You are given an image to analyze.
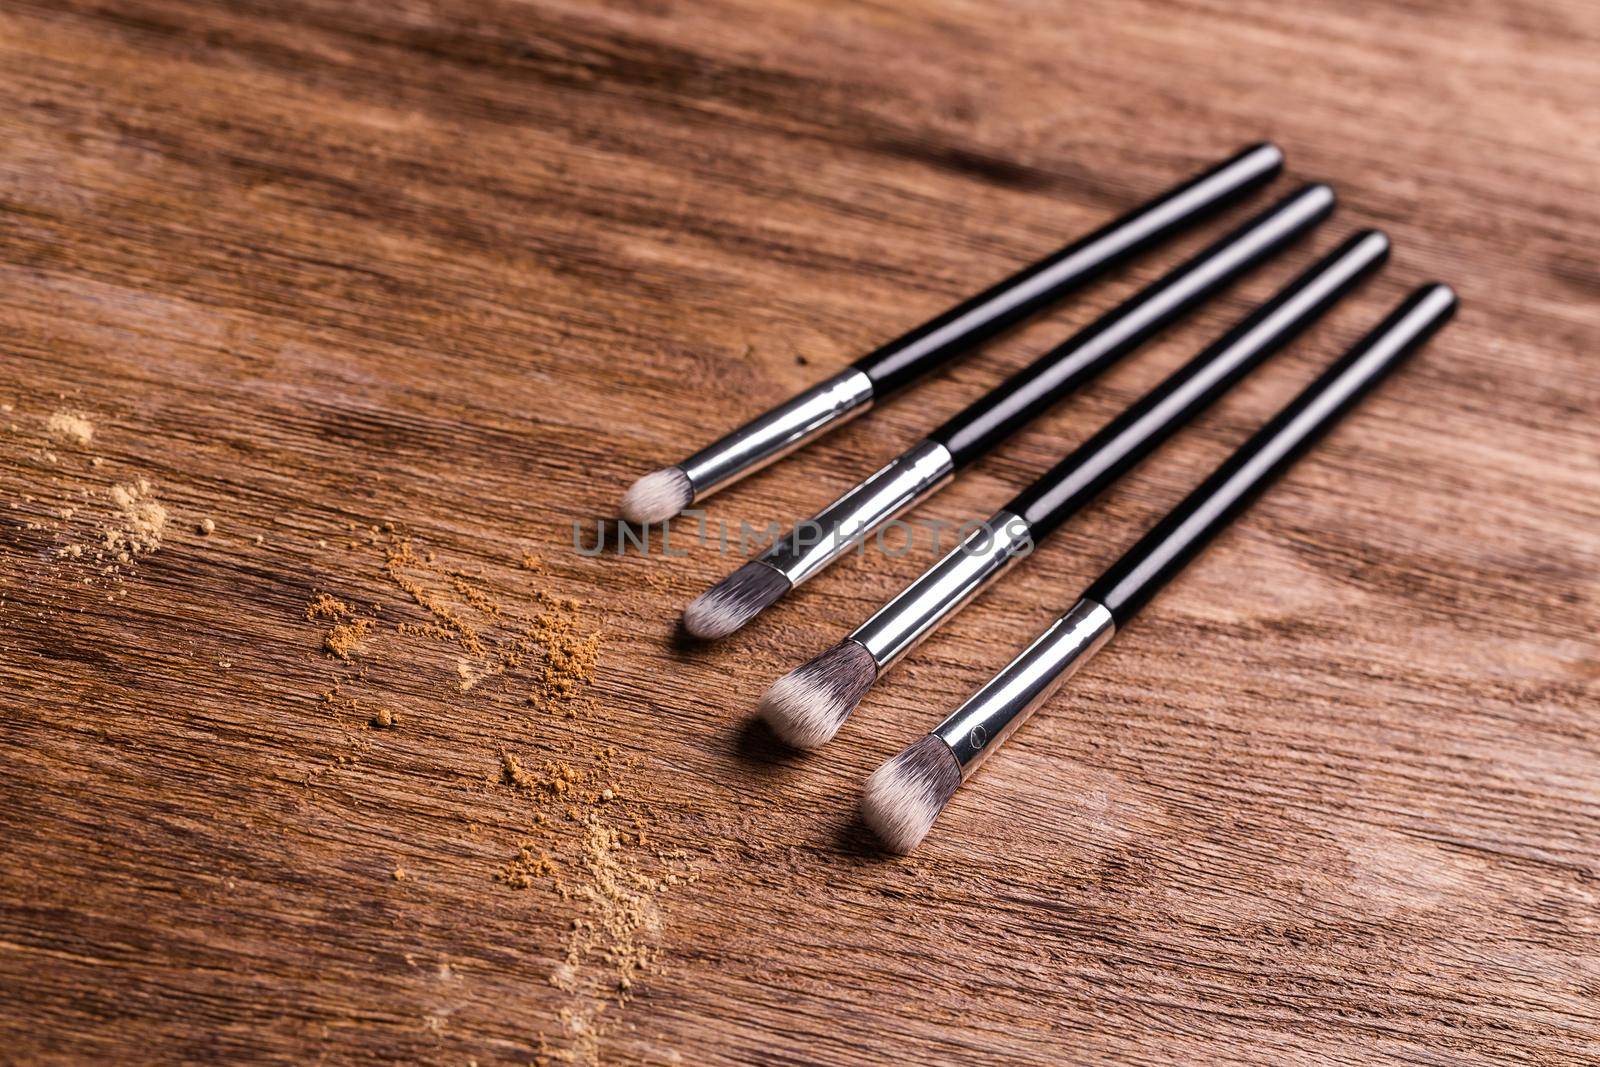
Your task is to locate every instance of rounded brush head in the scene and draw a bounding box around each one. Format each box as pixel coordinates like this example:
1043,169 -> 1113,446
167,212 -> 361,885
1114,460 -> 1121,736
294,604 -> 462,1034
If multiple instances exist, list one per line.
758,639 -> 878,749
682,560 -> 790,640
860,734 -> 962,854
620,466 -> 693,524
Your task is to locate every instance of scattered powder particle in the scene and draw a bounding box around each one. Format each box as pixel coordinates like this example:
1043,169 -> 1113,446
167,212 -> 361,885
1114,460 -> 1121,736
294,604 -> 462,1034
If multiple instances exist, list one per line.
306,593 -> 351,621
253,534 -> 264,546
103,478 -> 167,556
45,411 -> 93,447
501,752 -> 590,802
498,842 -> 559,889
501,751 -> 537,790
456,657 -> 496,692
198,517 -> 215,535
448,572 -> 504,618
543,1006 -> 606,1067
393,866 -> 408,881
308,593 -> 373,660
561,814 -> 669,998
324,616 -> 372,660
382,537 -> 485,655
294,529 -> 687,1063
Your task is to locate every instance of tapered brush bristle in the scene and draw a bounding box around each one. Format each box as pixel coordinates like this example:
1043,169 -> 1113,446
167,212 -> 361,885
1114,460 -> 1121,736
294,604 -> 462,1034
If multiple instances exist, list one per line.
860,734 -> 962,854
620,466 -> 693,524
758,639 -> 878,749
682,561 -> 790,640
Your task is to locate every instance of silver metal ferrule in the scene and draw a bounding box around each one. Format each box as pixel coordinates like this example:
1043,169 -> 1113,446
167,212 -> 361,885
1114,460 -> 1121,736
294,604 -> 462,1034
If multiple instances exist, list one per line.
933,598 -> 1115,778
678,367 -> 875,501
757,439 -> 955,588
853,508 -> 1035,670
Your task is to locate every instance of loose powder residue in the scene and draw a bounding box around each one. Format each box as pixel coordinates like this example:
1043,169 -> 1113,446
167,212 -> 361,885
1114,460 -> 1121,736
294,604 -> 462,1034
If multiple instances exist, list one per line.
561,812 -> 672,995
324,616 -> 372,660
6,403 -> 195,594
511,750 -> 695,1067
372,530 -> 601,715
456,657 -> 497,693
306,592 -> 373,660
306,593 -> 351,621
104,478 -> 167,557
300,529 -> 693,1065
46,410 -> 94,447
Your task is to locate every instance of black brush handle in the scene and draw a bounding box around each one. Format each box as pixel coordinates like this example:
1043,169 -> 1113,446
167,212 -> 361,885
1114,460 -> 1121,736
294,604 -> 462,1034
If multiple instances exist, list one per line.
932,183 -> 1334,468
853,143 -> 1284,394
1012,230 -> 1390,541
1085,283 -> 1458,625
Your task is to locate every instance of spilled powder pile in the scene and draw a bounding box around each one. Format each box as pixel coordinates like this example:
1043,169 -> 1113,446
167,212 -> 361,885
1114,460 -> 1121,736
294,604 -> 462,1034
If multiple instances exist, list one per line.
46,410 -> 94,447
7,402 -> 186,592
103,478 -> 168,559
527,599 -> 602,715
300,528 -> 691,1065
559,813 -> 671,995
306,592 -> 349,619
513,754 -> 693,1067
497,741 -> 694,1063
324,617 -> 372,660
374,530 -> 601,713
307,592 -> 373,660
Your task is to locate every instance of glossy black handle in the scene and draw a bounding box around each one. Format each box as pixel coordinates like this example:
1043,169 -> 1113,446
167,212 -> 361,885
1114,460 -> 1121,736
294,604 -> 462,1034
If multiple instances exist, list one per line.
852,143 -> 1285,394
931,183 -> 1335,467
1085,283 -> 1458,625
1012,230 -> 1390,540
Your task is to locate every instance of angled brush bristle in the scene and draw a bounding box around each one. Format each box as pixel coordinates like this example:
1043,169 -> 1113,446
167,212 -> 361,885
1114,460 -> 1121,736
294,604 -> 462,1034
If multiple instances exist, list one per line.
759,639 -> 878,749
860,734 -> 961,854
620,466 -> 693,524
682,561 -> 790,640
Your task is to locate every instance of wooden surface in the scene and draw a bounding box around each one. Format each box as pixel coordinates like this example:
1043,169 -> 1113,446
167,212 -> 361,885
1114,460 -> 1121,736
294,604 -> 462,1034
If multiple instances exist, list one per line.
2,0 -> 1597,1063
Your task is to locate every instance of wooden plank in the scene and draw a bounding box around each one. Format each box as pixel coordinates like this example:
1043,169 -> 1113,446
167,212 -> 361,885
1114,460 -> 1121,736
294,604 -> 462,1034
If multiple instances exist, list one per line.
0,0 -> 1595,1063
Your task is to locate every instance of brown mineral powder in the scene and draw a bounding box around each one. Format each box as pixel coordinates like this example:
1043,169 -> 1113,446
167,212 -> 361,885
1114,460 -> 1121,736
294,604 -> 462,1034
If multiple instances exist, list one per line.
46,410 -> 94,447
324,616 -> 372,660
104,478 -> 167,555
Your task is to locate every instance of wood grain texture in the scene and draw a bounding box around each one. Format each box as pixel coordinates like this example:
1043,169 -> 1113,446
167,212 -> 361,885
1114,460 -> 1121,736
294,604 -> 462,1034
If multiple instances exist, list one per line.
1,0 -> 1597,1063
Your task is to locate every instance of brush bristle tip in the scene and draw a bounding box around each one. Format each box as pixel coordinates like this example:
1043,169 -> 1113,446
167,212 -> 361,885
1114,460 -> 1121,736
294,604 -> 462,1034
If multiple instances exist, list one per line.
860,735 -> 961,854
682,561 -> 790,640
620,467 -> 693,525
758,640 -> 877,749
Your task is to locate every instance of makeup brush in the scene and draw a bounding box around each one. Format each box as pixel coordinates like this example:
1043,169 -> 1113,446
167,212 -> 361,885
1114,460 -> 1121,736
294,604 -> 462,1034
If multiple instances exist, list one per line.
760,230 -> 1390,748
683,183 -> 1335,639
861,283 -> 1458,853
618,143 -> 1284,524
